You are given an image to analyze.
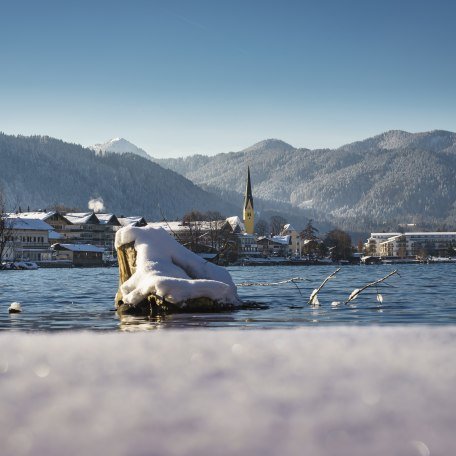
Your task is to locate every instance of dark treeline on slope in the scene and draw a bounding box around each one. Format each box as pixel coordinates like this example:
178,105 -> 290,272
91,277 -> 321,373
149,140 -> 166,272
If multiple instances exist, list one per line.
155,131 -> 456,231
0,133 -> 239,220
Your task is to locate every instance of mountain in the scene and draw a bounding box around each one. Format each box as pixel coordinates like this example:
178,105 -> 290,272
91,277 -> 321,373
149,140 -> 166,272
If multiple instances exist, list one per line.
90,138 -> 151,159
0,133 -> 238,220
154,130 -> 456,230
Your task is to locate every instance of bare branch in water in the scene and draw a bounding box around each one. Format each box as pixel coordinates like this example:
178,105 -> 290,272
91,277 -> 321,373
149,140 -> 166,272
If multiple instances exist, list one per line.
308,268 -> 341,306
237,277 -> 310,287
344,270 -> 398,305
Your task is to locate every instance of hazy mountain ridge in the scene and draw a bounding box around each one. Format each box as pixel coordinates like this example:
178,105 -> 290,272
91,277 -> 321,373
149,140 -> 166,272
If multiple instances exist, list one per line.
154,130 -> 456,229
0,133 -> 238,219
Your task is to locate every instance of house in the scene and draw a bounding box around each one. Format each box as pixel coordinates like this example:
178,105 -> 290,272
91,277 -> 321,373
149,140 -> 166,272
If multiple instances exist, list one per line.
52,243 -> 104,267
2,217 -> 53,262
280,224 -> 302,256
257,235 -> 291,257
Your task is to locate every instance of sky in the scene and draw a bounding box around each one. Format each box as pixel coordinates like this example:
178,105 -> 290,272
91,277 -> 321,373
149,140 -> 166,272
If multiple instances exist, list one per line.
0,0 -> 455,157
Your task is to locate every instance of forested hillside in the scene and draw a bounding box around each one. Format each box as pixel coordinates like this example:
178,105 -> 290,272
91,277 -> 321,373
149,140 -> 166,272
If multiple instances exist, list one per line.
0,133 -> 238,220
155,131 -> 456,230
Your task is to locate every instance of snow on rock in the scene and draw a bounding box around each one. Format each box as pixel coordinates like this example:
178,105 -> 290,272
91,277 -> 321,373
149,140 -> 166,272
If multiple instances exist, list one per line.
115,225 -> 240,306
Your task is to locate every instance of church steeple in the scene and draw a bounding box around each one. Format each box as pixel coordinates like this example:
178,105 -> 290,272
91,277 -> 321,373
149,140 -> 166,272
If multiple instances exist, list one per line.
243,166 -> 254,234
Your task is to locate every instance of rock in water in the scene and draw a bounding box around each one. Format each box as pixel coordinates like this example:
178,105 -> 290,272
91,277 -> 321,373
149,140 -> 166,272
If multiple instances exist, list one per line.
8,302 -> 22,313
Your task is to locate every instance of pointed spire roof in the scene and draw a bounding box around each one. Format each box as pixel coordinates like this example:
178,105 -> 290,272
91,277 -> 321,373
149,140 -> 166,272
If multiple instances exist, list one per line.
243,166 -> 254,210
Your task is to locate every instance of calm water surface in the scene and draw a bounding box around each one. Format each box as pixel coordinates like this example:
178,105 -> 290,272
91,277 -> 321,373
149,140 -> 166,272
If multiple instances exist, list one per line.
1,264 -> 455,331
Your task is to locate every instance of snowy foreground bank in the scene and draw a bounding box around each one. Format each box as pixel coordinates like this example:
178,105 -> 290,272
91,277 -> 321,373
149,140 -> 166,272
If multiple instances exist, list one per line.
1,327 -> 455,456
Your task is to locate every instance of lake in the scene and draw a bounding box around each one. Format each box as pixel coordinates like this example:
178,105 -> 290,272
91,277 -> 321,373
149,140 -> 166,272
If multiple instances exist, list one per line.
1,264 -> 455,331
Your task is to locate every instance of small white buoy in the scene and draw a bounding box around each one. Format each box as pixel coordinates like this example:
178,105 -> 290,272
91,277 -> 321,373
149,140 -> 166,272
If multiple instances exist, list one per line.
8,302 -> 22,313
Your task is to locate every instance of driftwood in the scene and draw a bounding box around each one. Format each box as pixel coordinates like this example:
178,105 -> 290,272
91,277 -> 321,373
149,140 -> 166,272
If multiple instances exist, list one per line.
308,268 -> 341,306
115,242 -> 236,316
344,270 -> 398,305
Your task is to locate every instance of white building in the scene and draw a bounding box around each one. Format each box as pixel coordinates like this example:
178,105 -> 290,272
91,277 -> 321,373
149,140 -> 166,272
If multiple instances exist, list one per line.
364,233 -> 401,256
379,232 -> 456,258
3,217 -> 54,262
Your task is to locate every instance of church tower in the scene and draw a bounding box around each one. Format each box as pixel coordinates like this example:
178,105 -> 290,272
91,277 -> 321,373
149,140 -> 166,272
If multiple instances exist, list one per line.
243,166 -> 254,234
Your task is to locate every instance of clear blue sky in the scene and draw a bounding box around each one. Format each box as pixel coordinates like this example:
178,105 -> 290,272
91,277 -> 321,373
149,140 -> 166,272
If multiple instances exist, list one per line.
1,0 -> 455,157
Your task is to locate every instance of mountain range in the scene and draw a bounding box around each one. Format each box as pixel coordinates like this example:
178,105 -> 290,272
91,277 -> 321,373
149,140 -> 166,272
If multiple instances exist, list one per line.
0,133 -> 237,220
153,130 -> 456,230
1,130 -> 455,233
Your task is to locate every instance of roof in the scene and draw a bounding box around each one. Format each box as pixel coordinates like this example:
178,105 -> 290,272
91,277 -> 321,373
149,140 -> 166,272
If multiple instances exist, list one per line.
257,235 -> 291,245
226,216 -> 245,233
95,213 -> 120,226
48,231 -> 63,240
53,243 -> 104,253
243,166 -> 254,210
7,211 -> 57,221
118,216 -> 147,227
5,217 -> 54,231
282,224 -> 296,232
64,213 -> 99,225
272,235 -> 291,245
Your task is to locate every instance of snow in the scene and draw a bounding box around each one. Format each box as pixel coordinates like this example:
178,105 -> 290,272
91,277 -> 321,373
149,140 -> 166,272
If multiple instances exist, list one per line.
53,244 -> 104,253
0,327 -> 455,456
115,225 -> 240,306
7,211 -> 56,221
5,217 -> 53,231
226,216 -> 245,232
90,138 -> 151,159
95,214 -> 118,225
64,213 -> 98,225
118,216 -> 146,227
271,235 -> 291,245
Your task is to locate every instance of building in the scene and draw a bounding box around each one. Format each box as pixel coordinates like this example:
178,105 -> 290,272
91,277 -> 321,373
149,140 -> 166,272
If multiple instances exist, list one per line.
364,233 -> 401,256
257,235 -> 291,257
52,243 -> 104,267
2,217 -> 53,262
280,224 -> 302,256
378,232 -> 456,258
243,166 -> 254,235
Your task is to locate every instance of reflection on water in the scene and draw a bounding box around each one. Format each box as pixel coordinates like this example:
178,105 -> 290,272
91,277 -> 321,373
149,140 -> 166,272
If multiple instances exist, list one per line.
0,264 -> 456,331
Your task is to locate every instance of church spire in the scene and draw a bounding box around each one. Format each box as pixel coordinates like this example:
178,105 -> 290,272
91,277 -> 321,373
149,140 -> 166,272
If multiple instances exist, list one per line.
243,166 -> 254,234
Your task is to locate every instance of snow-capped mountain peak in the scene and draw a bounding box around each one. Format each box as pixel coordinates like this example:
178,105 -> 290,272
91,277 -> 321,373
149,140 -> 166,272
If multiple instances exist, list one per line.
90,138 -> 151,159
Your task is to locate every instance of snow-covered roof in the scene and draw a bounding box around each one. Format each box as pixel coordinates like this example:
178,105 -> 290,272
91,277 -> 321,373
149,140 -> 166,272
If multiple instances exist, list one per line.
118,216 -> 147,227
7,211 -> 57,221
282,224 -> 296,232
257,235 -> 291,245
148,221 -> 189,232
5,217 -> 53,231
272,235 -> 291,245
53,243 -> 104,253
64,213 -> 99,225
96,214 -> 120,225
226,216 -> 245,233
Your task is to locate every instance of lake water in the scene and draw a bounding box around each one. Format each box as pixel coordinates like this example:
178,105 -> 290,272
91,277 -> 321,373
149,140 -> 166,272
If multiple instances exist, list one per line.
1,264 -> 455,331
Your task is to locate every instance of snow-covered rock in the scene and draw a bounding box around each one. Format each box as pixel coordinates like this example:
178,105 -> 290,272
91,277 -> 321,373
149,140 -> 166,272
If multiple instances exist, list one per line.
115,225 -> 240,308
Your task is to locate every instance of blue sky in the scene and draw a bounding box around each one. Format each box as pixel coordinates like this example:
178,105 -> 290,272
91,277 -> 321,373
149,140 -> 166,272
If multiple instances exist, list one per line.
1,0 -> 455,157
